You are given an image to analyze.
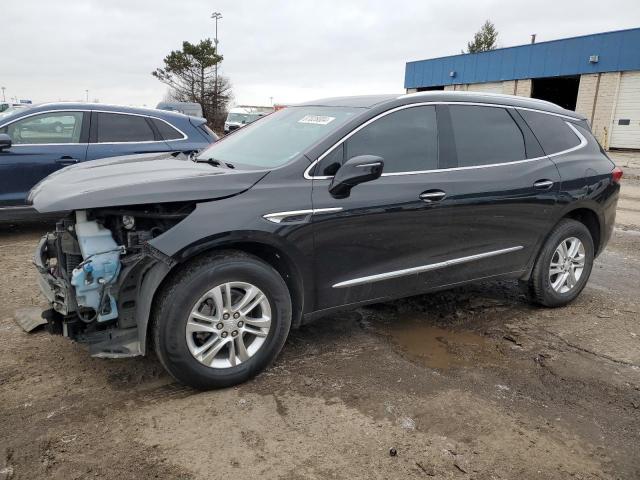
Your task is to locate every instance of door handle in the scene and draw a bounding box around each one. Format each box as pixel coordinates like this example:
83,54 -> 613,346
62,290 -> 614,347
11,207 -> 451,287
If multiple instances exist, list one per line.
56,156 -> 79,165
419,190 -> 447,202
533,179 -> 554,190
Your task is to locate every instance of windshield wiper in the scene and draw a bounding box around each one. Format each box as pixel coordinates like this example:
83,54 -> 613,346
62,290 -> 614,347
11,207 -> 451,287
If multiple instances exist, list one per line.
196,157 -> 236,169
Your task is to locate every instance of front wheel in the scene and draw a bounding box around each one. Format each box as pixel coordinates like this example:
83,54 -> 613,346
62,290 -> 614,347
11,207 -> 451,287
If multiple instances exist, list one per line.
527,219 -> 595,307
153,251 -> 292,389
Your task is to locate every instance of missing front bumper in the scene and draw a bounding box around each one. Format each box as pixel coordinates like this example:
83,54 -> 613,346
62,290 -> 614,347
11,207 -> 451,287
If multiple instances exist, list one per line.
32,233 -> 144,358
33,234 -> 76,316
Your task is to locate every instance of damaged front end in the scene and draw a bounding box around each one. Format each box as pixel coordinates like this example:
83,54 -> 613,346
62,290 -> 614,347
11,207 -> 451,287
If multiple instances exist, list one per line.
33,203 -> 192,357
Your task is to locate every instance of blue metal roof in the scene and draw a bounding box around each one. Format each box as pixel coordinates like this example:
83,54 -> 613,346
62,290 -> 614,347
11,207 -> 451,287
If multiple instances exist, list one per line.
405,28 -> 640,89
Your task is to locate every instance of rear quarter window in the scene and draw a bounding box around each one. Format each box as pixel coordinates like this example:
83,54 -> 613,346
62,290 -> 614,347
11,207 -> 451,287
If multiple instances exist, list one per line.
518,110 -> 581,155
152,118 -> 184,140
198,123 -> 218,141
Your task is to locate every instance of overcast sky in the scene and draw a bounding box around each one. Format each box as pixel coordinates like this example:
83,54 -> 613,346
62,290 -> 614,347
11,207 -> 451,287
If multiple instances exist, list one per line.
2,0 -> 639,107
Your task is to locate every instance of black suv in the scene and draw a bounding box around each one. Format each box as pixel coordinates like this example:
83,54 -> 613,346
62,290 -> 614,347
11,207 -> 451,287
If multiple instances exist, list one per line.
30,92 -> 622,389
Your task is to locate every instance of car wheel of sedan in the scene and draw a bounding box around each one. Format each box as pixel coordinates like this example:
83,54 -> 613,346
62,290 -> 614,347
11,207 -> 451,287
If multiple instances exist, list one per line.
528,219 -> 594,307
153,251 -> 292,390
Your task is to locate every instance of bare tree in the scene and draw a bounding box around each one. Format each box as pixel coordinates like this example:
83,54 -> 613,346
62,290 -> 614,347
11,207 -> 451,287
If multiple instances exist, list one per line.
152,39 -> 232,130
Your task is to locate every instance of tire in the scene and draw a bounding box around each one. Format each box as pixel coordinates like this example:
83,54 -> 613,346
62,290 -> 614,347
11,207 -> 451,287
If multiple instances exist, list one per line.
527,219 -> 594,307
153,250 -> 292,390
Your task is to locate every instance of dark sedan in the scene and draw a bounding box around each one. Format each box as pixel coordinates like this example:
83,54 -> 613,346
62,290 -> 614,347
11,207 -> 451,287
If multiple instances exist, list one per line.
0,103 -> 216,220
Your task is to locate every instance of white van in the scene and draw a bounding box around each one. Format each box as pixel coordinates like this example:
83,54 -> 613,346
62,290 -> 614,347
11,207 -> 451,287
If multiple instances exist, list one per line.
224,106 -> 273,133
156,101 -> 204,118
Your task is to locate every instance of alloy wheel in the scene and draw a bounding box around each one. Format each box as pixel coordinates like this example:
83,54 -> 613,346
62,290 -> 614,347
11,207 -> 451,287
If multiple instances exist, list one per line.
186,282 -> 271,368
549,236 -> 586,294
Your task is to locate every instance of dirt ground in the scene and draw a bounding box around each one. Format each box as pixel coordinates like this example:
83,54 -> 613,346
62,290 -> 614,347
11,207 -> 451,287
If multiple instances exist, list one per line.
1,171 -> 639,479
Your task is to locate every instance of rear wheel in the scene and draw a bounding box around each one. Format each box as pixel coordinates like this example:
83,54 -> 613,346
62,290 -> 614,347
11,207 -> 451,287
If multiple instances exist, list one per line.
527,219 -> 594,307
153,251 -> 292,389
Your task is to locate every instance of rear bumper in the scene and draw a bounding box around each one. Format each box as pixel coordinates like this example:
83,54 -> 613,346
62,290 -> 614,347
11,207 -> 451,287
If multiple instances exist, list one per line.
596,201 -> 618,257
598,194 -> 618,256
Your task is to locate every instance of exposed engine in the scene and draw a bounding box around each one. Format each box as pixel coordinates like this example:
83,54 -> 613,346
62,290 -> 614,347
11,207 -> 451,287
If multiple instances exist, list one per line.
34,202 -> 194,354
71,210 -> 123,322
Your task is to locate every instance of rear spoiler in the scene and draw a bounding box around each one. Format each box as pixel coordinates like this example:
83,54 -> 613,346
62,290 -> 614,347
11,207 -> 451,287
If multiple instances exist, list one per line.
188,116 -> 208,126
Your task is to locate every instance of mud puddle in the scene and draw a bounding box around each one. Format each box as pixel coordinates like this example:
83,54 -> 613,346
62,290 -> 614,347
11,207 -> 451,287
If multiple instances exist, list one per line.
370,313 -> 503,369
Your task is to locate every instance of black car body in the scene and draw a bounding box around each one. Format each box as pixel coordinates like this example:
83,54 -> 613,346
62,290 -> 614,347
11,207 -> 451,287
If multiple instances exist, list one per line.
29,92 -> 621,389
0,103 -> 216,221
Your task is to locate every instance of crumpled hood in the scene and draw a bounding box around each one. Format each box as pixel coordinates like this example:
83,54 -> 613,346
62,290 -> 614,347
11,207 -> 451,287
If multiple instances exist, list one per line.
28,152 -> 269,212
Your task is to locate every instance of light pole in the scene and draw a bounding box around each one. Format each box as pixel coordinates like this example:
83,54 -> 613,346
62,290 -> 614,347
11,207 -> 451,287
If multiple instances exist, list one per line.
211,11 -> 222,48
1,87 -> 5,102
85,90 -> 89,102
211,11 -> 222,120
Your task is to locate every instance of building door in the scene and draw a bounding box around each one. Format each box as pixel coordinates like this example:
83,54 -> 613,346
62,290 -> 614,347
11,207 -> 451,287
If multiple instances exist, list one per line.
610,72 -> 640,150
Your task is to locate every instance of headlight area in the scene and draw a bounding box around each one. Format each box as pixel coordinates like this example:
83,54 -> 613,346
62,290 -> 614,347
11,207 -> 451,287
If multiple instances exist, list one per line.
35,202 -> 195,357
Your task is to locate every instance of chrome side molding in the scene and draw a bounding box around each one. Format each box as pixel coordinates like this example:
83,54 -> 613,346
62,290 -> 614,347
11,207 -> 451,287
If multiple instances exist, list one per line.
263,207 -> 343,224
332,246 -> 523,288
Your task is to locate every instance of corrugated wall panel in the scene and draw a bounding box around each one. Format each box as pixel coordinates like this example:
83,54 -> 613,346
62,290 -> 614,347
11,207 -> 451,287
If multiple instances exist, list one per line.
499,48 -> 516,80
405,28 -> 640,89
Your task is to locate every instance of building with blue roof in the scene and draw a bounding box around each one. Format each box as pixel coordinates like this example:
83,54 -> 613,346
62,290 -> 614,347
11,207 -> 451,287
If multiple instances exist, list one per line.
404,28 -> 640,150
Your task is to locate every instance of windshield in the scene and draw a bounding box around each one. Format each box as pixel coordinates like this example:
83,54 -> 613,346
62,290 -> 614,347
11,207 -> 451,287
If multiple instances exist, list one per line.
0,107 -> 28,119
199,106 -> 363,168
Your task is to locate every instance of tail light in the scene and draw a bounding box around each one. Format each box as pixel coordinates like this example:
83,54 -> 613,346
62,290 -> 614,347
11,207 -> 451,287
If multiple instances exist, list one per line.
612,167 -> 623,184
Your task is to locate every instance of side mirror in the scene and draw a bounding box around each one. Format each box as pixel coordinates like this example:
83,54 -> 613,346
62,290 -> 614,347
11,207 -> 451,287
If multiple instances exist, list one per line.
0,134 -> 11,151
329,155 -> 384,199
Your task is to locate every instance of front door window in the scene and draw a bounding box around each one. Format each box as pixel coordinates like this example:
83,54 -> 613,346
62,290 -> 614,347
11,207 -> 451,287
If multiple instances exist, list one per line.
1,112 -> 83,145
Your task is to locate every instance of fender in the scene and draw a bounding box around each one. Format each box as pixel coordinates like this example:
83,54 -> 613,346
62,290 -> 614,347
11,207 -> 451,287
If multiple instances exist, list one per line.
135,260 -> 173,353
520,197 -> 609,282
135,230 -> 313,353
146,180 -> 316,317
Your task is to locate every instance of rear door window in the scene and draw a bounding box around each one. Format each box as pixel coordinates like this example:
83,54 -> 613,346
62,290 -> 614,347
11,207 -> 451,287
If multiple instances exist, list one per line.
447,105 -> 526,167
96,113 -> 155,143
518,110 -> 581,155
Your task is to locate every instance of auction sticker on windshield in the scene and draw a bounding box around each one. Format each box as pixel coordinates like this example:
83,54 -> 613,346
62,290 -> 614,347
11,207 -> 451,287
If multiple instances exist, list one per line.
298,115 -> 335,125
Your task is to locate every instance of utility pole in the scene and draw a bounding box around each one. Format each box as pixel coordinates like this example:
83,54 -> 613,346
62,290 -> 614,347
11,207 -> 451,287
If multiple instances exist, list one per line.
1,87 -> 5,102
211,11 -> 223,122
85,89 -> 89,102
